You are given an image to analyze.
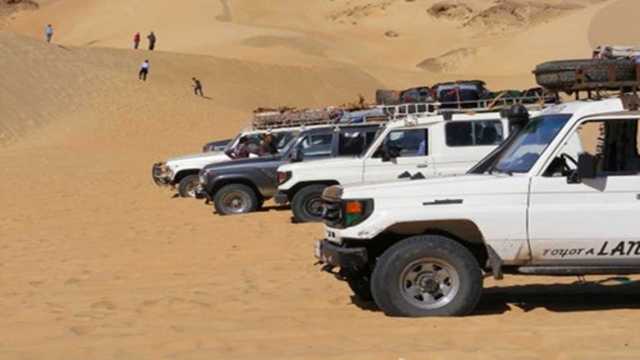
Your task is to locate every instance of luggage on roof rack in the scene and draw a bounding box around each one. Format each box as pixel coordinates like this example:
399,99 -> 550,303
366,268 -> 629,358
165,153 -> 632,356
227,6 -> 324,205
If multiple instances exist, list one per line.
533,58 -> 639,94
251,105 -> 388,130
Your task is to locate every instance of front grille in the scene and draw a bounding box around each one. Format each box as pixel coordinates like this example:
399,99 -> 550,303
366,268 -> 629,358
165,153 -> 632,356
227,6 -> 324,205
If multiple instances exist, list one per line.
322,198 -> 343,227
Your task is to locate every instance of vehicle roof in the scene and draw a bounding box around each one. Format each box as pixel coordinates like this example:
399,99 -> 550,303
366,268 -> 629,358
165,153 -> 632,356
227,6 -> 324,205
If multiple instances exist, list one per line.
384,110 -> 509,129
538,97 -> 624,119
298,123 -> 381,135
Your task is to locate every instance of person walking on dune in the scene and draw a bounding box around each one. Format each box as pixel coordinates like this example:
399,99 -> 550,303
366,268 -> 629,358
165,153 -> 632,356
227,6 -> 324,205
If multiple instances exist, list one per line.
192,77 -> 204,97
133,32 -> 141,49
45,24 -> 54,43
147,31 -> 156,51
139,60 -> 150,81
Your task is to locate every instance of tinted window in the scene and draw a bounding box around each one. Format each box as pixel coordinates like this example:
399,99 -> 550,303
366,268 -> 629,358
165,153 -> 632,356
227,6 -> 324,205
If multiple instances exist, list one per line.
338,129 -> 378,156
446,120 -> 504,147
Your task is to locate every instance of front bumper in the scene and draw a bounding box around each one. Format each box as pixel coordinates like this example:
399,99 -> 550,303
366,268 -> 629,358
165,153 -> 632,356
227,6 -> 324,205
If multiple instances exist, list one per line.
274,191 -> 289,205
315,239 -> 368,272
152,163 -> 172,186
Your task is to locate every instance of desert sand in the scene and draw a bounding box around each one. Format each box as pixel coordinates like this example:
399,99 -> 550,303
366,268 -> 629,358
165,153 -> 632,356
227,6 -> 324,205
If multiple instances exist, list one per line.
1,0 -> 640,359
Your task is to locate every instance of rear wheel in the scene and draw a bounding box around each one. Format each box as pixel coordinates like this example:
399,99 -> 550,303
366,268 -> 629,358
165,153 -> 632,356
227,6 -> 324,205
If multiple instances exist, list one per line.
371,235 -> 483,317
213,184 -> 259,215
177,175 -> 200,198
291,184 -> 328,223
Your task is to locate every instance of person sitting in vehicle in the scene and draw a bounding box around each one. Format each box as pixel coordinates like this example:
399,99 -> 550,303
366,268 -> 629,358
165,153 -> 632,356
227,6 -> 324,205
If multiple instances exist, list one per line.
232,137 -> 251,158
259,133 -> 279,155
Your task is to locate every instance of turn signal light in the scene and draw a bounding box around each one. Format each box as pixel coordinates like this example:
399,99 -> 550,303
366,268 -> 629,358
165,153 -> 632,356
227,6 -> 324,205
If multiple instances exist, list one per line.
345,201 -> 364,214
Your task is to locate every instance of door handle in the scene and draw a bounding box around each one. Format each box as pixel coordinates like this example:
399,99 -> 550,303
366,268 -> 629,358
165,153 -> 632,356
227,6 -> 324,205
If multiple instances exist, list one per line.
417,164 -> 429,169
637,194 -> 640,200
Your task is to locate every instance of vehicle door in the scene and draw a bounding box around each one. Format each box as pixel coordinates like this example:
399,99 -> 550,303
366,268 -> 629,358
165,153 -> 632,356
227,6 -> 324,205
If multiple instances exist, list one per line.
529,116 -> 640,265
363,127 -> 435,183
433,118 -> 506,176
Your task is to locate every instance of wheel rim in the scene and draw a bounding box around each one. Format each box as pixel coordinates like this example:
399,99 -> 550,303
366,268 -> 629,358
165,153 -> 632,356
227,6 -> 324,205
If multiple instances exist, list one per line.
221,191 -> 251,214
398,257 -> 460,310
185,179 -> 199,197
304,195 -> 324,219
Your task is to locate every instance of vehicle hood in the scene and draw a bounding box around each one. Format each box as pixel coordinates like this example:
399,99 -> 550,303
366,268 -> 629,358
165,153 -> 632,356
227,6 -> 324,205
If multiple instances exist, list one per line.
202,155 -> 282,172
342,174 -> 527,200
167,150 -> 225,163
165,151 -> 231,171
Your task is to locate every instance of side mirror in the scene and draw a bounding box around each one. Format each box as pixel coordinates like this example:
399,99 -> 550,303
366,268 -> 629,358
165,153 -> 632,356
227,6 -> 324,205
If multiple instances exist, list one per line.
577,153 -> 598,179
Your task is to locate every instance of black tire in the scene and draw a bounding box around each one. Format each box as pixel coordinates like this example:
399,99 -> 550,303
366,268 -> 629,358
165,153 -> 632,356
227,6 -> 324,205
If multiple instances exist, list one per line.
177,175 -> 200,198
291,184 -> 328,223
534,58 -> 636,92
371,235 -> 483,317
343,272 -> 373,302
375,89 -> 400,105
213,183 -> 259,215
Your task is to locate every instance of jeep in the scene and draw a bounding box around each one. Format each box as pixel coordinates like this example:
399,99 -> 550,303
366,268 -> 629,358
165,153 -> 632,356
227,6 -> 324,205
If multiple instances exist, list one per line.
315,96 -> 640,317
198,124 -> 381,215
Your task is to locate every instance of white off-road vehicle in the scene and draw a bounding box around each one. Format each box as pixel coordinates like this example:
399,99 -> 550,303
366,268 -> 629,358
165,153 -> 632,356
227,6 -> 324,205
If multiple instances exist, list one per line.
315,95 -> 640,317
276,110 -> 531,222
152,127 -> 298,197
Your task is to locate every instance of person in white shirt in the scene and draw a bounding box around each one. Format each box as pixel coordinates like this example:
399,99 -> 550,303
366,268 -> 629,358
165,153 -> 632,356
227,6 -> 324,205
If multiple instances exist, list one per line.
139,60 -> 150,81
45,24 -> 53,43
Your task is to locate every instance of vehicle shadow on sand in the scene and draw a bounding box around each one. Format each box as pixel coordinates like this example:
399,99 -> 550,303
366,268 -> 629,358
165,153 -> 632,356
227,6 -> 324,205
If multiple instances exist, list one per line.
351,278 -> 640,315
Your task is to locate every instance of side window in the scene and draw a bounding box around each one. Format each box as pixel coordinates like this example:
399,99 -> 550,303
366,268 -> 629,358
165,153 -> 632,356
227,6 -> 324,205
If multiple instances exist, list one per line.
446,120 -> 504,147
545,119 -> 640,177
273,132 -> 295,150
374,129 -> 429,158
300,133 -> 333,157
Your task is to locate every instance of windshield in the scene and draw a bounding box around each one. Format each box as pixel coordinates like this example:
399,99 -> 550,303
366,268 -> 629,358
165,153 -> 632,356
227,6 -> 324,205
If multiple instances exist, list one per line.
491,114 -> 572,174
225,133 -> 242,152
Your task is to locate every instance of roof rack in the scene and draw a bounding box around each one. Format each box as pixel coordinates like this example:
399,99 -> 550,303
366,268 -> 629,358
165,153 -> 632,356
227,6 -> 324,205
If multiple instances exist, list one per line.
251,105 -> 389,130
382,93 -> 558,120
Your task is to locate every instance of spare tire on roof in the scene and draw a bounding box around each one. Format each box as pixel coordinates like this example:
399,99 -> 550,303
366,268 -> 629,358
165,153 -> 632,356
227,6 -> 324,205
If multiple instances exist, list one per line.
533,59 -> 637,93
375,89 -> 401,105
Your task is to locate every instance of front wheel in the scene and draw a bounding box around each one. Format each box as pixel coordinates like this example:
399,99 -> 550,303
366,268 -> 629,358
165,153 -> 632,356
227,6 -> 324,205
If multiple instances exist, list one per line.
291,184 -> 328,223
371,235 -> 483,317
213,184 -> 259,215
177,175 -> 200,198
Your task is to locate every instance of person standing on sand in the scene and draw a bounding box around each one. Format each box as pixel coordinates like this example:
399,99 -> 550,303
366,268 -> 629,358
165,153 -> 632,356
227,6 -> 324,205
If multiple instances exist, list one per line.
192,77 -> 204,96
147,31 -> 156,51
133,32 -> 141,49
139,60 -> 150,81
45,24 -> 53,43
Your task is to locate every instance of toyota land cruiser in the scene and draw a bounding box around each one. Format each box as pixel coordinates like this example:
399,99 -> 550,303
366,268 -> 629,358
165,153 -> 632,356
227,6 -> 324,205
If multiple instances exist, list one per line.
315,96 -> 640,317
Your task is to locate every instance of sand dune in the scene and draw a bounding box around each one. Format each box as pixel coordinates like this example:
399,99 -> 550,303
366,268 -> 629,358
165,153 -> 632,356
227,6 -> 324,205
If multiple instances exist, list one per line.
2,0 -> 640,359
0,31 -> 381,146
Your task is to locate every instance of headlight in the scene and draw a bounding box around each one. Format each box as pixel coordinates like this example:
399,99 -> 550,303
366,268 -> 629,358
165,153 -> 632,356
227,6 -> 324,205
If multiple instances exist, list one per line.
277,171 -> 292,185
343,199 -> 374,227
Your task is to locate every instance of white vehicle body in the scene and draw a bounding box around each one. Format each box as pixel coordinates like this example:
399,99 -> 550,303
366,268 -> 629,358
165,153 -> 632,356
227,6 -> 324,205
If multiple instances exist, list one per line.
153,127 -> 299,187
325,98 -> 635,263
316,96 -> 640,317
278,111 -> 524,196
